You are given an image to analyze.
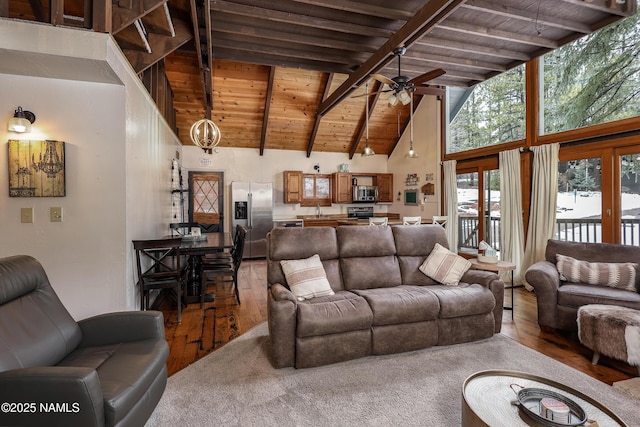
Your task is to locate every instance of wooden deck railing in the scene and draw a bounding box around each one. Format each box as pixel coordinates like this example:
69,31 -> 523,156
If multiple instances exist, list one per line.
458,216 -> 640,249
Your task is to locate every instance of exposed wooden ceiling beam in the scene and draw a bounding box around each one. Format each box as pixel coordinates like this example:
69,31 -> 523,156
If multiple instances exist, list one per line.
289,0 -> 414,20
209,47 -> 354,74
316,0 -> 465,118
123,14 -> 192,73
204,0 -> 213,112
209,33 -> 370,66
260,67 -> 276,156
556,0 -> 631,17
307,73 -> 334,157
438,20 -> 559,49
189,0 -> 208,111
210,19 -> 381,53
461,0 -> 592,34
210,1 -> 393,39
407,52 -> 507,72
112,0 -> 167,35
349,80 -> 382,159
414,36 -> 530,62
142,3 -> 175,36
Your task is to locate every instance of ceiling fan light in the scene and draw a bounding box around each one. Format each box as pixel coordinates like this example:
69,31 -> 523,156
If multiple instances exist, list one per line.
399,90 -> 411,105
387,94 -> 398,107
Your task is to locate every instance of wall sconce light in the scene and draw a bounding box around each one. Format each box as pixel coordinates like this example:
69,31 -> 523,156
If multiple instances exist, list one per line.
8,107 -> 36,133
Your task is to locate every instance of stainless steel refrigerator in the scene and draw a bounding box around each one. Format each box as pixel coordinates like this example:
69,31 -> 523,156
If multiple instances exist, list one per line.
231,182 -> 273,259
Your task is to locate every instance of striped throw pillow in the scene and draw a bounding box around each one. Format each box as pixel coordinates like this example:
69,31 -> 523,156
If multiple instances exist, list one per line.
419,243 -> 472,286
556,254 -> 639,292
280,254 -> 335,301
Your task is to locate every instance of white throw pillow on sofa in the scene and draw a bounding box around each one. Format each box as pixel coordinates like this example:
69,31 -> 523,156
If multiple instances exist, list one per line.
556,253 -> 638,292
419,243 -> 471,286
280,254 -> 335,301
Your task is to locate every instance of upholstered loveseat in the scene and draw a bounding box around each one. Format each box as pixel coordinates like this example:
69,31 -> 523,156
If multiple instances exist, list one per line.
525,239 -> 640,332
267,225 -> 504,368
0,255 -> 169,427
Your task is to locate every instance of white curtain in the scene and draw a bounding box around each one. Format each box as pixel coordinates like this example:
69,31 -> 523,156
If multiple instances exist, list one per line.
442,160 -> 458,252
499,149 -> 525,285
522,143 -> 560,290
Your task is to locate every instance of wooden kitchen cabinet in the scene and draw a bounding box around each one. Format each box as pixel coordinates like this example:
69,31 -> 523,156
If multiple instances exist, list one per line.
375,174 -> 394,203
301,174 -> 332,207
332,172 -> 352,203
283,170 -> 303,203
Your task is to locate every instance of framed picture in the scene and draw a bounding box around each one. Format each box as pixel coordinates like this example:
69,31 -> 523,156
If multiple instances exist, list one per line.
8,140 -> 66,197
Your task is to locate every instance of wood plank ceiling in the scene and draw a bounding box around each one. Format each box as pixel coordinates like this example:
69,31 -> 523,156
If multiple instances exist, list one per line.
3,0 -> 637,157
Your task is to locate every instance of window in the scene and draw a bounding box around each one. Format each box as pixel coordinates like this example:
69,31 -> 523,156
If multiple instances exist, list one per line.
556,158 -> 603,243
541,13 -> 640,135
448,65 -> 525,154
457,165 -> 501,254
618,151 -> 640,246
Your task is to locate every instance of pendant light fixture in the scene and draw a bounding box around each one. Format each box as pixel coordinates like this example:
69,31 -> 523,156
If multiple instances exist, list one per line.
361,81 -> 375,157
405,92 -> 418,158
190,112 -> 221,153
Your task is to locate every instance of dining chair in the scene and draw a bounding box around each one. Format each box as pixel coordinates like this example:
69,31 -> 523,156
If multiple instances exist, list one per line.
402,216 -> 422,225
199,225 -> 247,306
432,215 -> 448,227
133,237 -> 187,323
169,222 -> 200,236
369,217 -> 388,226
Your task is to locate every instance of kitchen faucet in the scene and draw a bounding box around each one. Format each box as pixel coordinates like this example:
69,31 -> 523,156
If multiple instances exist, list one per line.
316,202 -> 322,218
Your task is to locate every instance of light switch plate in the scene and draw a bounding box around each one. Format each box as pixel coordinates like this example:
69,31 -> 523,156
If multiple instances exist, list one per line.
50,207 -> 63,222
21,207 -> 34,223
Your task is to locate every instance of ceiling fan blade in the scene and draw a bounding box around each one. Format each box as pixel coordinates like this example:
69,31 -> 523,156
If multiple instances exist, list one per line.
413,86 -> 446,97
409,69 -> 446,86
351,88 -> 392,98
371,73 -> 395,87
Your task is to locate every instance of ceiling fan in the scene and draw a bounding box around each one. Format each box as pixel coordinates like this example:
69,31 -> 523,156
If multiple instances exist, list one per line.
371,46 -> 445,106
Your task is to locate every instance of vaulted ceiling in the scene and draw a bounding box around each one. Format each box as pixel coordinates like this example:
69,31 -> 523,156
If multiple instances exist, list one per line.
3,0 -> 637,157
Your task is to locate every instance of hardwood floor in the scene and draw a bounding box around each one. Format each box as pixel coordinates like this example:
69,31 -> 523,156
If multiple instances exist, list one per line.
157,260 -> 635,384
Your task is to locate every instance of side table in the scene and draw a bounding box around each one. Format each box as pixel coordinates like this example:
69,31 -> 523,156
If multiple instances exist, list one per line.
469,259 -> 518,319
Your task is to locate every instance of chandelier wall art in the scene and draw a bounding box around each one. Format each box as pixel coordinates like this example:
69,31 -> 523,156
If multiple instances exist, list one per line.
8,140 -> 65,197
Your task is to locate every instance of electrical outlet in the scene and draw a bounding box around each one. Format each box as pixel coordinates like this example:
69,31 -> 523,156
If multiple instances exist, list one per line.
50,207 -> 63,222
21,207 -> 34,223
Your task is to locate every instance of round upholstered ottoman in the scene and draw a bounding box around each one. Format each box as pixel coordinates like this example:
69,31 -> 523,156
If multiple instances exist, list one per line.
577,304 -> 640,374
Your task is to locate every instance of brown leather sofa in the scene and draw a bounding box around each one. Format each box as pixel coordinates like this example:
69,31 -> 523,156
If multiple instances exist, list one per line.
0,255 -> 169,427
525,239 -> 640,332
267,225 -> 504,368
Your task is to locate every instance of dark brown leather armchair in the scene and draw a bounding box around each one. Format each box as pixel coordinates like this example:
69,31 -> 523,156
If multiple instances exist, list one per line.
0,255 -> 169,427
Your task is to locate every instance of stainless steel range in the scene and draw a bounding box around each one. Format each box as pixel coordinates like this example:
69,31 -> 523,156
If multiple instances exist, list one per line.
347,206 -> 374,219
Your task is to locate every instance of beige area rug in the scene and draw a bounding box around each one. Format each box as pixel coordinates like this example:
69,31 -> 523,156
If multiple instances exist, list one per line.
146,323 -> 639,427
613,377 -> 640,401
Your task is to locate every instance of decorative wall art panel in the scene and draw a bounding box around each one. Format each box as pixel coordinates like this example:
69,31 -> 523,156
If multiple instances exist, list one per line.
8,140 -> 66,197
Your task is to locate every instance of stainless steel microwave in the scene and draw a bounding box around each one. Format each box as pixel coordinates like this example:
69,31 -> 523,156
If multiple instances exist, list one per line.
353,185 -> 378,202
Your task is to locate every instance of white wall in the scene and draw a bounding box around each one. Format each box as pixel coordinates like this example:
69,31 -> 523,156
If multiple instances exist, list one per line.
387,96 -> 442,221
181,147 -> 390,230
0,20 -> 180,319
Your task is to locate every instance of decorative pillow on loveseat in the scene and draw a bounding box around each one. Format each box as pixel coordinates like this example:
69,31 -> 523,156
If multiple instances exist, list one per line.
556,253 -> 639,292
419,243 -> 471,286
280,254 -> 335,301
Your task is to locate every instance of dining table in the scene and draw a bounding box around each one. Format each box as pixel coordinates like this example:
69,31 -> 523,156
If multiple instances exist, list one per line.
173,232 -> 234,304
